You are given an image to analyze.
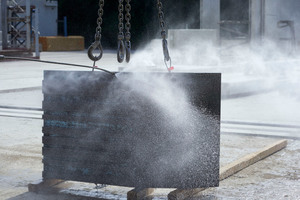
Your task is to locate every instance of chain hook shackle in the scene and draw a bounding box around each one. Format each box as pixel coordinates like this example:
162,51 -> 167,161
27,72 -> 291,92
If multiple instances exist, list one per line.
125,40 -> 131,63
88,35 -> 103,61
162,37 -> 170,62
117,38 -> 125,63
88,0 -> 105,62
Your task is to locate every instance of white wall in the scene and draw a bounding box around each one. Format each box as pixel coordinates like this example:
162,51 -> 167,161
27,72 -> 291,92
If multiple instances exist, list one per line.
250,0 -> 300,49
200,0 -> 220,30
265,0 -> 300,43
265,0 -> 300,50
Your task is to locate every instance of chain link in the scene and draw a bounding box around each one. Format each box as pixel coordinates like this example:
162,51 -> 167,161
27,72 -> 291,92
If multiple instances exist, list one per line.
88,0 -> 132,63
157,0 -> 166,39
157,0 -> 171,67
95,0 -> 105,40
117,0 -> 125,63
118,0 -> 124,39
125,0 -> 131,41
125,0 -> 131,62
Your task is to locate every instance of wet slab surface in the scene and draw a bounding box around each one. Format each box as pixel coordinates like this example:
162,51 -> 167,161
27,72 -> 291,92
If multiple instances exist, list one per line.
41,71 -> 221,189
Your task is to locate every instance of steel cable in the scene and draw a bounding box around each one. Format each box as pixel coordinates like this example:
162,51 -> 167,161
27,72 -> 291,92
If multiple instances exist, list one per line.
0,55 -> 116,76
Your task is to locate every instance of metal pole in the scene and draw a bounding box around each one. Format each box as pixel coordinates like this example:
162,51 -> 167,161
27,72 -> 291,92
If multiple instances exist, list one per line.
35,8 -> 39,58
260,0 -> 265,43
0,0 -> 2,50
200,0 -> 220,30
26,0 -> 31,50
0,1 -> 2,50
64,16 -> 68,37
199,0 -> 203,28
1,0 -> 7,49
248,0 -> 252,43
199,0 -> 220,45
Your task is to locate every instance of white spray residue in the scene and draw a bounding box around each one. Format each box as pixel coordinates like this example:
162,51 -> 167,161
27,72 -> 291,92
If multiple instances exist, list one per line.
124,28 -> 300,125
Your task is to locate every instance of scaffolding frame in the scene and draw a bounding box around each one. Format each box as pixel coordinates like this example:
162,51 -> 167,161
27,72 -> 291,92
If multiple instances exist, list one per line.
1,0 -> 31,50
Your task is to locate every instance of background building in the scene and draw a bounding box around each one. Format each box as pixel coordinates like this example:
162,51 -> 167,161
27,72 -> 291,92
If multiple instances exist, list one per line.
1,0 -> 299,52
201,0 -> 300,51
0,0 -> 57,50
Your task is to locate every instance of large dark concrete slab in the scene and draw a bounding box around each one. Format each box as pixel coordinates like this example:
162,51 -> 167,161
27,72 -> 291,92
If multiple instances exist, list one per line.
42,71 -> 221,189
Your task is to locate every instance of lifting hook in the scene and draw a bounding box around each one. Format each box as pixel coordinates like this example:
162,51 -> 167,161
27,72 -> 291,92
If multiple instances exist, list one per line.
88,39 -> 103,61
162,38 -> 170,62
117,39 -> 125,63
125,40 -> 131,63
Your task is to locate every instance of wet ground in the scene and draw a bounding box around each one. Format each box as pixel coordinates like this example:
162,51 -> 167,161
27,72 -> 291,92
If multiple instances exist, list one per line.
0,51 -> 300,199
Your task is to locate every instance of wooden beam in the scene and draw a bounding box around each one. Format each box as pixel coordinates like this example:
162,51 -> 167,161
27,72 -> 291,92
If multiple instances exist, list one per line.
168,188 -> 205,200
127,188 -> 155,200
219,139 -> 287,180
28,179 -> 64,193
168,139 -> 288,200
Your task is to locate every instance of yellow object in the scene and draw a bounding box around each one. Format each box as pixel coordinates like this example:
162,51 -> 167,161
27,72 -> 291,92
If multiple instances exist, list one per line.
39,36 -> 84,51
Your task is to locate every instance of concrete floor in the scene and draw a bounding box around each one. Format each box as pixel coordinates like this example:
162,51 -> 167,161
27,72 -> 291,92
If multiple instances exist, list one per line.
0,51 -> 300,199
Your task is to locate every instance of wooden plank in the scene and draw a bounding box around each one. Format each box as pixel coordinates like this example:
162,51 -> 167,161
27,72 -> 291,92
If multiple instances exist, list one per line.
168,188 -> 206,200
127,188 -> 155,200
28,179 -> 64,193
219,139 -> 287,181
168,139 -> 288,200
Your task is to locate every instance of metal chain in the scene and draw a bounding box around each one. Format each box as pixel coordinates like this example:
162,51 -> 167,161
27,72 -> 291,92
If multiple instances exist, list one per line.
118,0 -> 124,37
117,0 -> 125,63
124,0 -> 131,63
96,0 -> 105,41
157,0 -> 166,39
157,0 -> 172,72
88,0 -> 105,62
